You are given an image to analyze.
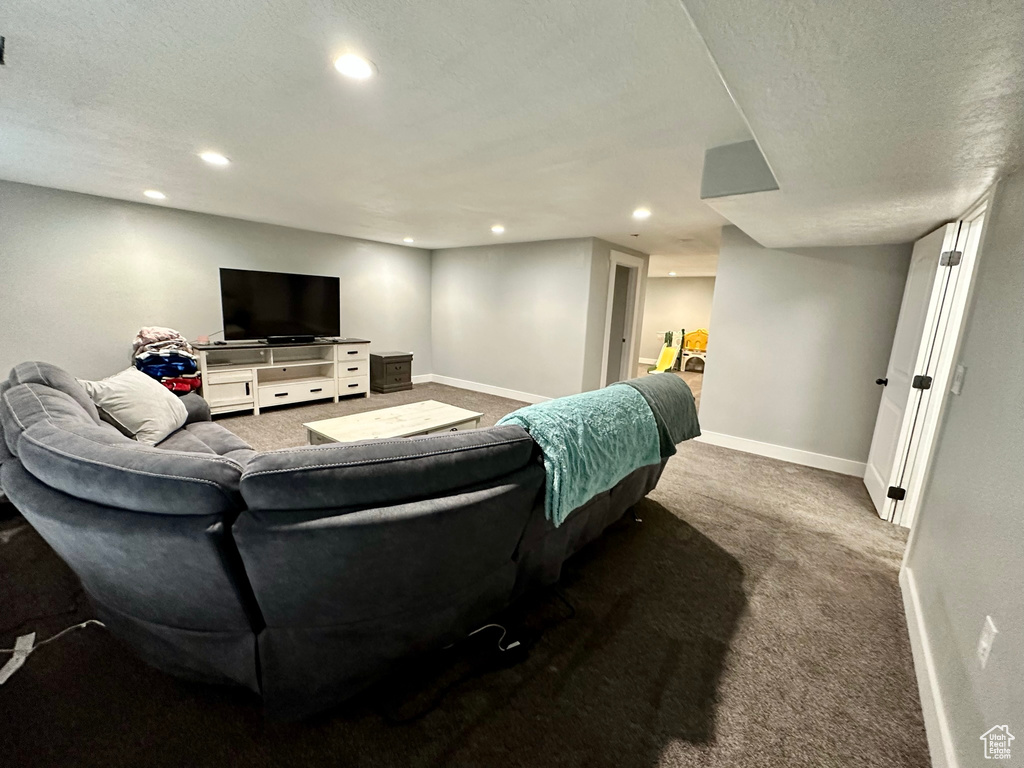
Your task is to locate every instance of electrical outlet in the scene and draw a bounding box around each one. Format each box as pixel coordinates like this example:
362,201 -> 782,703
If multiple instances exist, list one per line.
977,615 -> 998,668
951,363 -> 967,395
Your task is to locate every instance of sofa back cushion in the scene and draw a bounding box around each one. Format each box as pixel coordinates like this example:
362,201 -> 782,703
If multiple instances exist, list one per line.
18,419 -> 244,515
239,425 -> 537,511
2,383 -> 244,515
8,361 -> 100,424
0,380 -> 13,467
1,384 -> 97,455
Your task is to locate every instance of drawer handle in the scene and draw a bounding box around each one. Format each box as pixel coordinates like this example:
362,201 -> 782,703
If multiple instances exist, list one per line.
310,388 -> 323,393
347,350 -> 358,355
347,367 -> 358,371
245,382 -> 250,396
275,392 -> 289,398
348,383 -> 359,388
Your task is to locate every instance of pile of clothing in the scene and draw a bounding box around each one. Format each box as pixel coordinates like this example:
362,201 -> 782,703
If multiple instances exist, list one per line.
132,327 -> 201,393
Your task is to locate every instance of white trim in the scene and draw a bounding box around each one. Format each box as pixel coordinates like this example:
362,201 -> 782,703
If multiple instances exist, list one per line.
411,374 -> 433,385
696,431 -> 867,476
638,357 -> 657,365
423,374 -> 550,404
900,566 -> 959,768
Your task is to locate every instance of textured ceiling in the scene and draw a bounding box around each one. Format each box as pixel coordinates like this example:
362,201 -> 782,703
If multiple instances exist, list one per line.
0,0 -> 749,255
648,253 -> 717,278
683,0 -> 1024,248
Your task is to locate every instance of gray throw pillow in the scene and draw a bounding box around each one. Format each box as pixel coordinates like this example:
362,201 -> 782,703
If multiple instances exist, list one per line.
79,368 -> 188,445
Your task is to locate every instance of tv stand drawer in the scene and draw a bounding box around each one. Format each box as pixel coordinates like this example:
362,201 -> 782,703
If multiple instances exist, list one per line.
338,360 -> 369,378
337,344 -> 368,362
258,380 -> 337,408
337,376 -> 369,396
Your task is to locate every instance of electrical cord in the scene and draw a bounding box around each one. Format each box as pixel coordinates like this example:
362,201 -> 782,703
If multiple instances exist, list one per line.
380,591 -> 578,724
0,588 -> 86,636
462,623 -> 520,652
0,619 -> 106,655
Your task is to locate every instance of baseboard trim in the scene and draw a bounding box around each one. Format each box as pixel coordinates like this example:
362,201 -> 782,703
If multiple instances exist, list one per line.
695,431 -> 867,477
418,374 -> 550,404
901,566 -> 959,768
638,357 -> 657,365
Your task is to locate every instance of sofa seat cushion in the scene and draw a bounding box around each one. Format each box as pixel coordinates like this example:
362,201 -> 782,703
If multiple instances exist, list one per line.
161,422 -> 257,466
9,361 -> 101,425
156,429 -> 217,455
185,422 -> 253,455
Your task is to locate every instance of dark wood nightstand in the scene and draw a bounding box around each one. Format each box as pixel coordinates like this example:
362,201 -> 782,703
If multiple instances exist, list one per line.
370,351 -> 413,393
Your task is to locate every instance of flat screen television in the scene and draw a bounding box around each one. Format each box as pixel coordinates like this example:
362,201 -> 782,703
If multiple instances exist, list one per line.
220,268 -> 341,341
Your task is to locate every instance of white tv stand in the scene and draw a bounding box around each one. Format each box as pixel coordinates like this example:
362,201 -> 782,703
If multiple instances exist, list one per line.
194,339 -> 370,416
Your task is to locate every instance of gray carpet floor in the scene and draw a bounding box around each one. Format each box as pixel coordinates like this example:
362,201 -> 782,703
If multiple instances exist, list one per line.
0,380 -> 928,767
635,367 -> 702,409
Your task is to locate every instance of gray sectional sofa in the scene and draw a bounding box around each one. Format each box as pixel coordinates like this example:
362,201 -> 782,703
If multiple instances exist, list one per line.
0,361 -> 668,718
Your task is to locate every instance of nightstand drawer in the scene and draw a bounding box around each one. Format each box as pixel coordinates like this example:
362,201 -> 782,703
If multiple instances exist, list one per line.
385,361 -> 410,375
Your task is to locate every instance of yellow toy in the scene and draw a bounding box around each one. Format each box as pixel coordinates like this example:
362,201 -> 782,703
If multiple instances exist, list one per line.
680,328 -> 709,372
683,328 -> 708,352
647,342 -> 680,374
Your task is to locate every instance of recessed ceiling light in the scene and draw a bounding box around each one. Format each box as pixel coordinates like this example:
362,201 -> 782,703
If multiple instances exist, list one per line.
403,237 -> 415,243
632,207 -> 652,220
668,272 -> 677,276
199,151 -> 230,166
491,224 -> 505,234
143,190 -> 166,200
334,53 -> 375,80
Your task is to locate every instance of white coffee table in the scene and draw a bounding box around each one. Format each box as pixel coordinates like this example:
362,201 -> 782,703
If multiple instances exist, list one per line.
304,400 -> 484,445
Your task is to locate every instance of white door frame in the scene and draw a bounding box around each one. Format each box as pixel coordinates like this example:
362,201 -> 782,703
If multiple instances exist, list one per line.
890,193 -> 991,529
600,251 -> 647,386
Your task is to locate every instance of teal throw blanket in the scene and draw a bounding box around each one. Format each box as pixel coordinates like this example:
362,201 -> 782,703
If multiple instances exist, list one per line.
497,385 -> 661,527
614,374 -> 701,457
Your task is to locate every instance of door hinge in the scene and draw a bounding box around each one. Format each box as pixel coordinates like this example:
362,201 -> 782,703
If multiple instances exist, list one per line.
887,486 -> 907,501
940,250 -> 962,267
912,375 -> 933,390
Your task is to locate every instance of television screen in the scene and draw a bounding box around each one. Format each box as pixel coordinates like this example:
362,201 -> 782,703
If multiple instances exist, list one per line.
220,268 -> 341,340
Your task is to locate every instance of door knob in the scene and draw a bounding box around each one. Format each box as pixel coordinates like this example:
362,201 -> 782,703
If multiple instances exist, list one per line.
876,378 -> 888,386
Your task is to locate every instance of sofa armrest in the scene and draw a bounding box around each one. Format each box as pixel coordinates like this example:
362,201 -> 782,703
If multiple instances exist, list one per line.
180,392 -> 212,424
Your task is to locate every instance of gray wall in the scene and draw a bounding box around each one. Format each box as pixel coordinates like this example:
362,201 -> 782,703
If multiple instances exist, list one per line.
430,238 -> 595,399
638,276 -> 716,360
904,170 -> 1023,764
699,226 -> 911,463
0,181 -> 433,380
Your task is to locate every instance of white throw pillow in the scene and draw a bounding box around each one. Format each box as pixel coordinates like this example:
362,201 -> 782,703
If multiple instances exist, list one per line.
79,368 -> 188,445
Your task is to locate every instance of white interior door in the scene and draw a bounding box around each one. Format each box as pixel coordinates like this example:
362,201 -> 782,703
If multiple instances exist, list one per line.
891,207 -> 985,527
863,224 -> 957,514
